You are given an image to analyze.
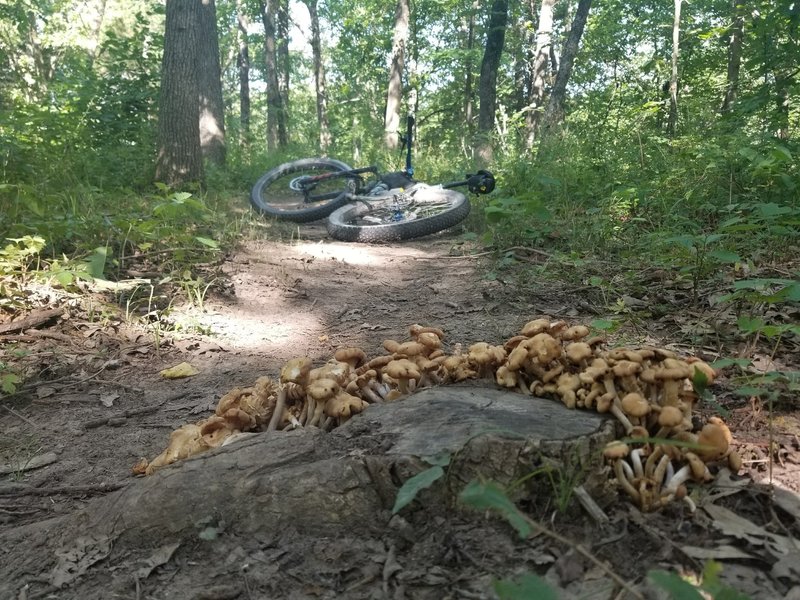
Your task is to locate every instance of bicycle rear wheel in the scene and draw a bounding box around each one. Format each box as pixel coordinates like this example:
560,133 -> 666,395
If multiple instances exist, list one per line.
250,158 -> 354,222
326,186 -> 470,242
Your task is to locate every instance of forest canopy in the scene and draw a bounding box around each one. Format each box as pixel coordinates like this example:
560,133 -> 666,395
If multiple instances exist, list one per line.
0,0 -> 797,270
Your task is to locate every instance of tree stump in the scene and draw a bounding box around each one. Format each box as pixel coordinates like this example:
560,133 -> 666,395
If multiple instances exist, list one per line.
0,384 -> 616,594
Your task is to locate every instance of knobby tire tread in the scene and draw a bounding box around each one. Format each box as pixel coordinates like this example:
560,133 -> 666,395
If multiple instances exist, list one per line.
250,158 -> 353,222
326,188 -> 470,242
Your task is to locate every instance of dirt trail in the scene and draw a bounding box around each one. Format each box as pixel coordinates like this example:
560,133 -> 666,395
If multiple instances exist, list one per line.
1,225 -> 799,599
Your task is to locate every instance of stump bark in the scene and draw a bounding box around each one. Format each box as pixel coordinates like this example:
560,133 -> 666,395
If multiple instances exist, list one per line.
0,385 -> 616,594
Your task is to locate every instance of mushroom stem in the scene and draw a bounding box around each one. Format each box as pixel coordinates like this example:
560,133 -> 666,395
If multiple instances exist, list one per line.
613,459 -> 641,504
267,386 -> 287,432
652,455 -> 671,486
609,400 -> 635,434
630,449 -> 645,479
663,465 -> 691,494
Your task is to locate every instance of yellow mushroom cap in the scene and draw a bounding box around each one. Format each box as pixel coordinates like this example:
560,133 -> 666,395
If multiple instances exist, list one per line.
621,392 -> 651,418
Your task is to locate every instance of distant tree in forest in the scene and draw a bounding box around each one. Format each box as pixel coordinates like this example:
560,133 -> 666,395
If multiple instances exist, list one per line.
384,0 -> 411,150
155,0 -> 204,187
198,0 -> 226,166
476,0 -> 508,164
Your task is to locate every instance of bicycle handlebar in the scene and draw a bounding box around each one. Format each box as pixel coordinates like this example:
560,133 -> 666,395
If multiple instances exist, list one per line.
442,170 -> 495,195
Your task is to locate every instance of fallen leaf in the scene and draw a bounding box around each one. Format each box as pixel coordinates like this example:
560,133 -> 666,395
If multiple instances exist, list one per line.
703,504 -> 796,557
135,542 -> 181,579
36,386 -> 57,399
160,362 -> 200,379
50,535 -> 113,588
679,544 -> 757,561
100,393 -> 119,407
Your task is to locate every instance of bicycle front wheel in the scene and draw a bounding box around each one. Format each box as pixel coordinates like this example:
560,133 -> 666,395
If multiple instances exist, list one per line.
250,158 -> 354,222
326,186 -> 470,242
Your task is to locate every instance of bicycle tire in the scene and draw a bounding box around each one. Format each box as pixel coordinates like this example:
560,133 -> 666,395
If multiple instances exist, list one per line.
326,186 -> 471,242
250,158 -> 354,222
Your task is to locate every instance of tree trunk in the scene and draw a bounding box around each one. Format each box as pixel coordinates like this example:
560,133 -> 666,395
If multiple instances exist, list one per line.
667,0 -> 682,137
304,0 -> 331,153
524,0 -> 555,149
155,0 -> 204,187
384,0 -> 410,150
719,0 -> 744,114
774,73 -> 790,139
277,0 -> 290,146
476,0 -> 509,165
540,0 -> 592,134
261,0 -> 281,151
463,2 -> 478,128
236,1 -> 251,146
197,0 -> 226,166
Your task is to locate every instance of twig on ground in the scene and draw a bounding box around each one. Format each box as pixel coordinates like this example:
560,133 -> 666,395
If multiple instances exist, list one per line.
0,404 -> 38,428
519,511 -> 645,600
83,391 -> 188,429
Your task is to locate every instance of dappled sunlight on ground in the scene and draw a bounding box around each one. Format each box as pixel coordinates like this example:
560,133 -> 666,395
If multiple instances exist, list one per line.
290,239 -> 436,266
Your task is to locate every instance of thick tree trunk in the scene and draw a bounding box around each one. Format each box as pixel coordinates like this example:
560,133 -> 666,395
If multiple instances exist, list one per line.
720,0 -> 744,114
197,0 -> 226,166
476,0 -> 509,165
303,0 -> 331,153
236,2 -> 251,145
261,0 -> 281,151
155,0 -> 204,187
524,0 -> 555,149
384,0 -> 410,150
540,0 -> 592,134
667,0 -> 682,136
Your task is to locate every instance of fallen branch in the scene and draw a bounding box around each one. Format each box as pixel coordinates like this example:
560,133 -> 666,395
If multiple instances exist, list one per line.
0,307 -> 64,335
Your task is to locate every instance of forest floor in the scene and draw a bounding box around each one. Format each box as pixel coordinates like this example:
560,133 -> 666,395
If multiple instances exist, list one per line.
1,222 -> 799,599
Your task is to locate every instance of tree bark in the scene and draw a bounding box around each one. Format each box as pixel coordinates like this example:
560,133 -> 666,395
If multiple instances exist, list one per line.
277,0 -> 290,146
197,0 -> 226,166
524,0 -> 555,149
476,0 -> 509,165
463,2 -> 478,128
384,0 -> 410,150
303,0 -> 331,153
719,0 -> 744,114
155,0 -> 204,187
236,1 -> 251,145
261,0 -> 281,151
540,0 -> 592,134
667,0 -> 682,136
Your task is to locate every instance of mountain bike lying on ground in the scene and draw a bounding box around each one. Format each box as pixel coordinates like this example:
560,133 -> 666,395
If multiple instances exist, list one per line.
249,116 -> 495,242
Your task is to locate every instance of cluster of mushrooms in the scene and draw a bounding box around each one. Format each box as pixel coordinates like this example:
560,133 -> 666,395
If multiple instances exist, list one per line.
135,318 -> 739,512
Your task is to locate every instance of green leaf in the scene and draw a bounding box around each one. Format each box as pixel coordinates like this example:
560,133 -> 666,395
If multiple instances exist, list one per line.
708,250 -> 740,264
459,480 -> 532,539
736,316 -> 765,334
392,466 -> 444,514
493,574 -> 559,600
711,358 -> 751,370
194,236 -> 219,248
648,570 -> 705,600
85,246 -> 107,278
590,319 -> 616,331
